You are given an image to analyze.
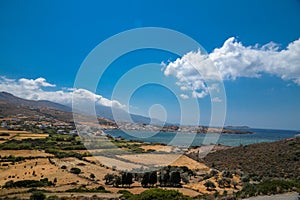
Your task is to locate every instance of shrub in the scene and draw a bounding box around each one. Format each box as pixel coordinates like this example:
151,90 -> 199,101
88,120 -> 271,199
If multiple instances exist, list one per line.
204,181 -> 216,191
238,178 -> 300,197
3,179 -> 53,188
90,173 -> 95,180
128,188 -> 191,200
30,191 -> 46,200
70,167 -> 81,174
118,190 -> 134,199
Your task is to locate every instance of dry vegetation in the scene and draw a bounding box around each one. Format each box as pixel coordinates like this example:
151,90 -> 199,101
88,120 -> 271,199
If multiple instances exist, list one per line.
203,137 -> 300,179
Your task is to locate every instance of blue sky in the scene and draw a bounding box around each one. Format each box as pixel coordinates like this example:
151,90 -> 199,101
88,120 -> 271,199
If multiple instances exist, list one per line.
0,0 -> 300,130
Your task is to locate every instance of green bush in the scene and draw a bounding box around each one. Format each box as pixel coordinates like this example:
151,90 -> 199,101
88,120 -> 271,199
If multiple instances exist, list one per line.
30,191 -> 46,200
127,188 -> 191,200
238,178 -> 300,197
70,167 -> 81,174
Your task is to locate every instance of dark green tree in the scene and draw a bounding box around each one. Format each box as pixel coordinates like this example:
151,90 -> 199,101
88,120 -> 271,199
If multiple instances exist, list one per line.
170,171 -> 181,187
104,173 -> 115,185
204,180 -> 216,191
126,172 -> 133,187
141,172 -> 150,187
160,170 -> 170,187
149,171 -> 157,187
113,175 -> 121,187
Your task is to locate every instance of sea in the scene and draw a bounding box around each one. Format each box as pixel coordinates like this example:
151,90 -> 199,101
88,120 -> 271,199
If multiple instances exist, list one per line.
105,128 -> 300,147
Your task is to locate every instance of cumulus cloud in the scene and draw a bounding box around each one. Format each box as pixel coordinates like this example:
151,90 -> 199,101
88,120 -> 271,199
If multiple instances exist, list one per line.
163,37 -> 300,98
163,50 -> 221,99
0,76 -> 125,109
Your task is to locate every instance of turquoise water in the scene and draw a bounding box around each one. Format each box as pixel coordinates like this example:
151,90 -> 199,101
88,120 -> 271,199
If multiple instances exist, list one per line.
105,128 -> 300,147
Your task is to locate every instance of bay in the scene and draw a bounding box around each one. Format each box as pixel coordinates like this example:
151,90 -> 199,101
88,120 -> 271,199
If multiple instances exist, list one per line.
105,128 -> 300,147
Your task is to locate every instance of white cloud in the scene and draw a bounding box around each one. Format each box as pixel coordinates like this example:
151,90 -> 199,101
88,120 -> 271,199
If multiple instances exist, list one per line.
0,76 -> 125,109
180,94 -> 189,99
163,37 -> 300,98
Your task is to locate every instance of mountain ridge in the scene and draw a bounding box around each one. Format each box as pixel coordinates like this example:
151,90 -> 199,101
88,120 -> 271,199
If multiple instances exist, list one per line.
0,91 -> 159,124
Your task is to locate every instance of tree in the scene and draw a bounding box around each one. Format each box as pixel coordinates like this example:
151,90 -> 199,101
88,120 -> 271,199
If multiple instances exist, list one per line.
141,172 -> 150,187
104,173 -> 115,185
90,173 -> 95,180
170,171 -> 181,187
149,171 -> 157,187
204,180 -> 216,191
113,175 -> 121,187
121,172 -> 133,187
125,172 -> 133,187
30,191 -> 46,200
121,173 -> 127,187
160,170 -> 170,187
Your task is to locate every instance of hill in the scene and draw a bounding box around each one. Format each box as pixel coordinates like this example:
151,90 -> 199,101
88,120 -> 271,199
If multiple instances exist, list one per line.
201,137 -> 300,180
0,92 -> 71,112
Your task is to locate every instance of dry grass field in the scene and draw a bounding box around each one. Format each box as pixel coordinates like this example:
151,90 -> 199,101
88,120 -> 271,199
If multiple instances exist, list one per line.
140,144 -> 177,152
0,150 -> 52,157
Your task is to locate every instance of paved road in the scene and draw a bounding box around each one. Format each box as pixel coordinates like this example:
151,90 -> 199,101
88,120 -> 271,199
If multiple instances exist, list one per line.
243,192 -> 299,200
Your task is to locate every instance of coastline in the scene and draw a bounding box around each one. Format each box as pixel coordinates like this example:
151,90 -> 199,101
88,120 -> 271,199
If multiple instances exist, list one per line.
102,123 -> 254,134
